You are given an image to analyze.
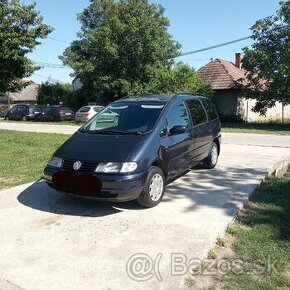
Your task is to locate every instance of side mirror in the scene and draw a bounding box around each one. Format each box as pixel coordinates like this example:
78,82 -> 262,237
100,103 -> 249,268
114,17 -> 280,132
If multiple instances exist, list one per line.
169,125 -> 186,135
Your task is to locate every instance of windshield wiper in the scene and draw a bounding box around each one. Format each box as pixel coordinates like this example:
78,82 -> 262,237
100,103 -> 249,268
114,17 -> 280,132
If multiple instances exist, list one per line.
94,129 -> 144,135
80,128 -> 144,135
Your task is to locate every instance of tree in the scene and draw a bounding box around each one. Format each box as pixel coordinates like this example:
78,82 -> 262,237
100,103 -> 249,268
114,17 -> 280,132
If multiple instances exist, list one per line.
60,0 -> 181,99
0,0 -> 53,94
242,0 -> 290,115
145,63 -> 213,96
37,82 -> 73,106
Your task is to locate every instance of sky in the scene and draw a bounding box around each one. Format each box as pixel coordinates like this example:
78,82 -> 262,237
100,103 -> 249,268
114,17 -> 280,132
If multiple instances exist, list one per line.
23,0 -> 281,85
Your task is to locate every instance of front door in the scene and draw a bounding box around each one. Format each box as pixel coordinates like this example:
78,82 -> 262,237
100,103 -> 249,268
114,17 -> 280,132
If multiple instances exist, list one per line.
160,101 -> 193,179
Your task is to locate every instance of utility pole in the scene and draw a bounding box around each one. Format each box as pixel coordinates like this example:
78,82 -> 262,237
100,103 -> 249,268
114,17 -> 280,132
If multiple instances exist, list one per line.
7,92 -> 11,109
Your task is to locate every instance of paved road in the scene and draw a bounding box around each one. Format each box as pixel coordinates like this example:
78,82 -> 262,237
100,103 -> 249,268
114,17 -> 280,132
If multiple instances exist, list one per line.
0,120 -> 290,148
0,121 -> 79,135
0,126 -> 290,289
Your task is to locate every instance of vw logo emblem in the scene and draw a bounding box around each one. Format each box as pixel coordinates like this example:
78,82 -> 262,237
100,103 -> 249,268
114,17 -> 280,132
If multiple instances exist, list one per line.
73,161 -> 82,170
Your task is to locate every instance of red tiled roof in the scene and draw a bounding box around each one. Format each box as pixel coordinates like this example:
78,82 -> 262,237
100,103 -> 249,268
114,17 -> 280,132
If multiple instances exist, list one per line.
197,59 -> 246,90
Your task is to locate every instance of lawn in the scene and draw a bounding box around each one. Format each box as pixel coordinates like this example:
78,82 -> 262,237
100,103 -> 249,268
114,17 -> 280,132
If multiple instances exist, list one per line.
222,119 -> 290,135
0,130 -> 69,190
188,168 -> 290,289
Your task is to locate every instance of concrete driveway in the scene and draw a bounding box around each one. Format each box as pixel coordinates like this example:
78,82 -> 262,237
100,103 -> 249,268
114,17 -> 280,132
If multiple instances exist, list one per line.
0,130 -> 290,289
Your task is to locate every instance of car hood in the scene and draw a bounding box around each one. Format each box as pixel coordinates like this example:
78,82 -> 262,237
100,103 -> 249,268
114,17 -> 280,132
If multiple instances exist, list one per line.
54,130 -> 146,162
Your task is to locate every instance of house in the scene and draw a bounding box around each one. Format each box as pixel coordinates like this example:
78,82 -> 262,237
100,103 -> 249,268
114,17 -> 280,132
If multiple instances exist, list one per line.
0,81 -> 40,111
197,53 -> 290,121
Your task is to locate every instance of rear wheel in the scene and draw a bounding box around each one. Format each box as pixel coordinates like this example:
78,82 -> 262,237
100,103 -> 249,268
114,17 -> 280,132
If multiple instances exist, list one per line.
202,142 -> 219,169
137,166 -> 165,208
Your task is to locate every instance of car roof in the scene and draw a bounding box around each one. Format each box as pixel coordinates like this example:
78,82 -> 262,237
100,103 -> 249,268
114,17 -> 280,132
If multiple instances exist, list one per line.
114,93 -> 206,103
80,105 -> 104,108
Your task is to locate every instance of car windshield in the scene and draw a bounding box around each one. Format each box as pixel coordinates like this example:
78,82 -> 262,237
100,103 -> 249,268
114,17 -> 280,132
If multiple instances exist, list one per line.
82,102 -> 165,134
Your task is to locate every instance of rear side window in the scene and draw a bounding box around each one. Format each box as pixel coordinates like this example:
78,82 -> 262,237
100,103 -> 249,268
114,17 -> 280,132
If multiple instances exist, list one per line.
186,99 -> 207,126
93,107 -> 103,112
202,99 -> 218,121
167,101 -> 190,130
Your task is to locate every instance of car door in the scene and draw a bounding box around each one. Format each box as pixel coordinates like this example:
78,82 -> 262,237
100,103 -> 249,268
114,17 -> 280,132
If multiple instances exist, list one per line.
7,106 -> 17,120
15,105 -> 25,120
185,99 -> 212,162
160,101 -> 193,179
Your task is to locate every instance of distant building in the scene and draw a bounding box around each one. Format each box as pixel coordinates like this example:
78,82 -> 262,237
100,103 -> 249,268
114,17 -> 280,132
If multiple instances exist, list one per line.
0,81 -> 39,111
197,53 -> 290,121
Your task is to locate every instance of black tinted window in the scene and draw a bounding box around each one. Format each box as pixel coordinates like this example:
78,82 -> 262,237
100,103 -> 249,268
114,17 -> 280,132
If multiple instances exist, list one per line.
167,102 -> 189,130
17,106 -> 27,113
202,99 -> 218,121
60,107 -> 73,113
44,107 -> 53,114
186,99 -> 207,125
29,106 -> 42,113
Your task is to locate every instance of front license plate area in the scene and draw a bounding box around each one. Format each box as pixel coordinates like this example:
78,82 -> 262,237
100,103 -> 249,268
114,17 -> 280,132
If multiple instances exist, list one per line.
52,171 -> 102,193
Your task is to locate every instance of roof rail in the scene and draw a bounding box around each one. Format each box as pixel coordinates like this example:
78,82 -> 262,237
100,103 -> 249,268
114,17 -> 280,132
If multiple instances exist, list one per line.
173,92 -> 206,98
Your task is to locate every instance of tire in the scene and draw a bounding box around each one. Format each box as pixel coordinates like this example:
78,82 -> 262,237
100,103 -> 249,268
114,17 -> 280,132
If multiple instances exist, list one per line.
202,142 -> 219,169
137,166 -> 165,208
22,115 -> 27,121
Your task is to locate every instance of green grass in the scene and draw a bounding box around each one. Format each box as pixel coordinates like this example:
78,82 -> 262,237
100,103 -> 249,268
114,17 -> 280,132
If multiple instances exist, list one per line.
0,129 -> 69,189
222,120 -> 290,135
222,168 -> 290,289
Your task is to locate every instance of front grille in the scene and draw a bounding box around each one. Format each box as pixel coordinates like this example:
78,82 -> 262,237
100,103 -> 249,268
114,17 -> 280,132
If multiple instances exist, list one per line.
62,159 -> 98,173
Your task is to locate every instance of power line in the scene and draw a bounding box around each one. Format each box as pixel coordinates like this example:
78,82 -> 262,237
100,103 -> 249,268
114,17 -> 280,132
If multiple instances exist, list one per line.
47,37 -> 71,44
176,24 -> 288,58
176,36 -> 251,58
33,61 -> 70,68
33,25 -> 288,68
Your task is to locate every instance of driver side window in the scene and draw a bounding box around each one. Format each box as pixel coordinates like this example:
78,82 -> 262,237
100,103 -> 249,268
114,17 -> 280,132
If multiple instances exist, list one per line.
166,101 -> 189,131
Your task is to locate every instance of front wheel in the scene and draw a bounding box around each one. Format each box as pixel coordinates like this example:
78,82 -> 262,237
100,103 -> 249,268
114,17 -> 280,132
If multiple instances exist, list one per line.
203,142 -> 219,169
22,115 -> 27,121
137,166 -> 165,208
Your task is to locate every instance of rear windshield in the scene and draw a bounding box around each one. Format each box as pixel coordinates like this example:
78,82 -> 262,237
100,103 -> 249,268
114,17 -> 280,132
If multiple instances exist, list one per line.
59,107 -> 73,113
29,106 -> 42,113
82,102 -> 165,134
78,106 -> 90,113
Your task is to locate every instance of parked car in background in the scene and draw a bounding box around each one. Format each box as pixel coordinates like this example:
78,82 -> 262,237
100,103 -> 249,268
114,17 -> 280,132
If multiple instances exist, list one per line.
75,105 -> 104,123
95,109 -> 119,123
36,106 -> 74,121
44,93 -> 221,208
4,104 -> 42,121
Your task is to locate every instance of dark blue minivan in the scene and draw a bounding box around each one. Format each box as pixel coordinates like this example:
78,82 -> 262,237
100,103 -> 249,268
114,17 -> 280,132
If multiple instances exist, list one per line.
44,93 -> 221,207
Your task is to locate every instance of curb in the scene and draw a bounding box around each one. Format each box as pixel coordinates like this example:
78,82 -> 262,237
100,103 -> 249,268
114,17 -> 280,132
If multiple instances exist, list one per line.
181,158 -> 290,290
242,158 -> 290,209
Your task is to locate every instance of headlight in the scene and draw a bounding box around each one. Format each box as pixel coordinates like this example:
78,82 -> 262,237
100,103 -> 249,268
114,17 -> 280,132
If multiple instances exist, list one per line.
48,156 -> 63,168
95,162 -> 137,173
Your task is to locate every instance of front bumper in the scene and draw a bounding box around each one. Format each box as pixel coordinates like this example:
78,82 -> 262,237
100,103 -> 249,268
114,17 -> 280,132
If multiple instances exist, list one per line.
43,166 -> 148,202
